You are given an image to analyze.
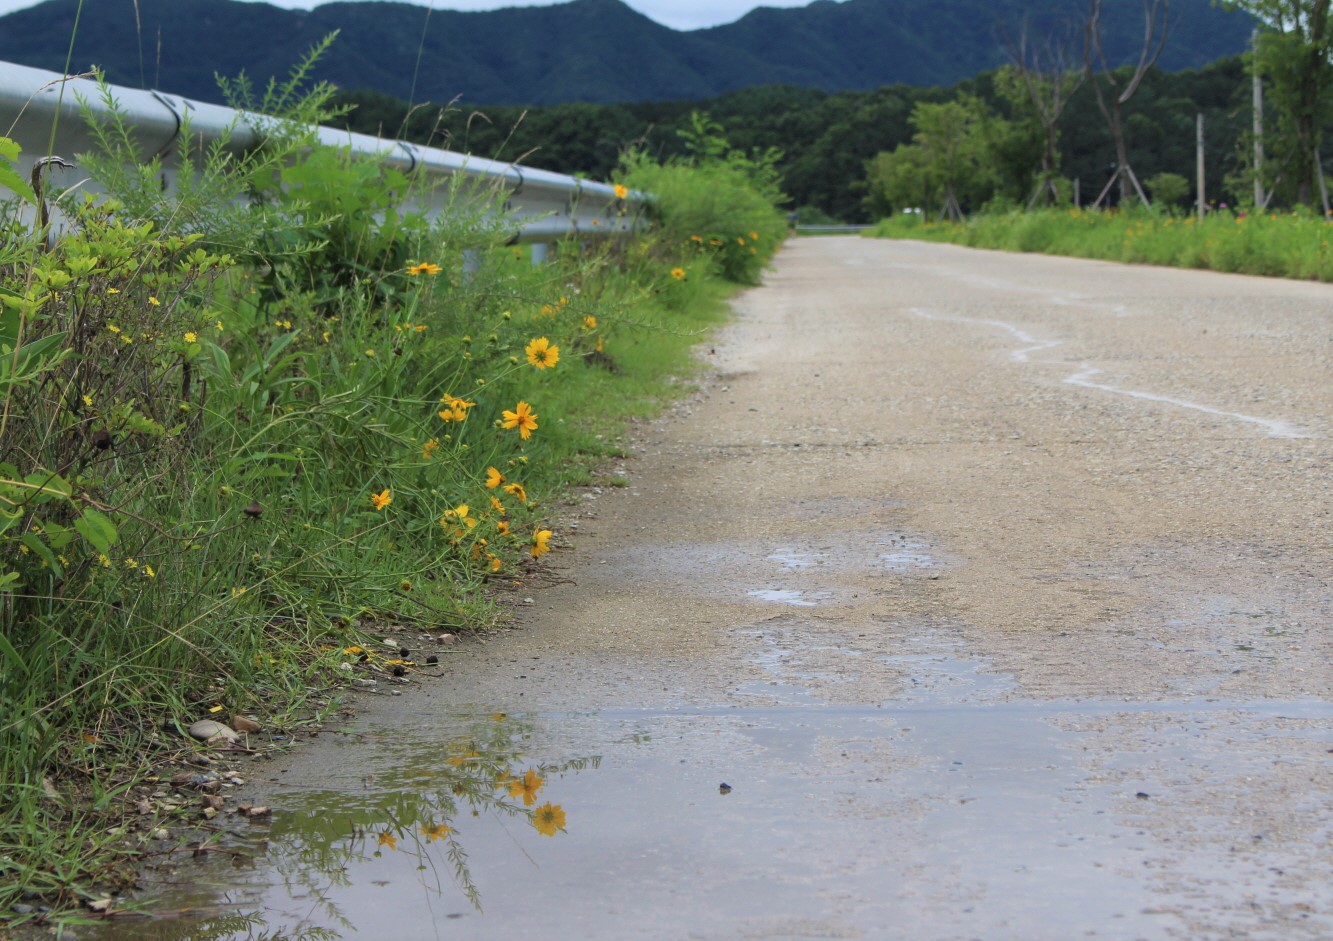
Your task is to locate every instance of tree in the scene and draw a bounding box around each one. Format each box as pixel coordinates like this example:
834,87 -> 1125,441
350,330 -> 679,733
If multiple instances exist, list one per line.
1224,1 -> 1333,208
1001,17 -> 1086,207
1084,0 -> 1170,207
910,95 -> 994,220
865,144 -> 938,218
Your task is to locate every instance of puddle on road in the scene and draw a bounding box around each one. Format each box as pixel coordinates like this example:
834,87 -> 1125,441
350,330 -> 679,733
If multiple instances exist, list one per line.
77,636 -> 1332,941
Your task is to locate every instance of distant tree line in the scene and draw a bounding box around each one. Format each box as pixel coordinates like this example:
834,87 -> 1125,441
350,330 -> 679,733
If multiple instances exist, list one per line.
333,52 -> 1251,223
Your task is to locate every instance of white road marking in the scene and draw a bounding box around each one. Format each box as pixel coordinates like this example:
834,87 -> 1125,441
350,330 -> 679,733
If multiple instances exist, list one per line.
908,308 -> 1313,439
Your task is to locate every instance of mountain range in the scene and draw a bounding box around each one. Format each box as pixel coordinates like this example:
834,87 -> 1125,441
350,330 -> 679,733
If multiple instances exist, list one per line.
0,0 -> 1255,106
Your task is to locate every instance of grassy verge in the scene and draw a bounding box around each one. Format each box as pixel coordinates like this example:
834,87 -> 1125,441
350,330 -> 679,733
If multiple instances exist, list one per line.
869,207 -> 1333,281
0,68 -> 784,924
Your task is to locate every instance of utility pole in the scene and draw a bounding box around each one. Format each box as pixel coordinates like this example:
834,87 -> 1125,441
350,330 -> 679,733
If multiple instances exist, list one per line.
1197,113 -> 1206,222
1252,29 -> 1266,208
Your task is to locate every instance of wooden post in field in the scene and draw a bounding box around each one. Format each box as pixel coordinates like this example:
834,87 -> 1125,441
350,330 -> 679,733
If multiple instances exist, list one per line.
1197,113 -> 1206,223
1253,29 -> 1265,208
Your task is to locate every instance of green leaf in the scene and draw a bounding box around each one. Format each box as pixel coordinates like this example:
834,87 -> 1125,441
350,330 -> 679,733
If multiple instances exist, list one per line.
20,533 -> 61,577
0,136 -> 35,206
73,509 -> 119,555
21,471 -> 73,505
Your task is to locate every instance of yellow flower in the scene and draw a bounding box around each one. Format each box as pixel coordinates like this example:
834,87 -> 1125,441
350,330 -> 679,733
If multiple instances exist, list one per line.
531,528 -> 553,559
489,555 -> 503,572
106,324 -> 121,334
582,315 -> 597,331
670,267 -> 686,281
438,393 -> 476,423
525,336 -> 560,369
343,646 -> 365,655
370,489 -> 393,511
421,822 -> 452,841
613,183 -> 629,199
107,287 -> 120,294
143,565 -> 156,578
422,438 -> 440,460
407,262 -> 442,276
508,768 -> 544,806
183,331 -> 198,343
503,481 -> 527,502
690,234 -> 703,243
485,466 -> 505,489
97,553 -> 111,568
81,394 -> 94,407
496,520 -> 511,536
377,831 -> 398,850
501,401 -> 539,440
532,802 -> 566,837
148,296 -> 161,306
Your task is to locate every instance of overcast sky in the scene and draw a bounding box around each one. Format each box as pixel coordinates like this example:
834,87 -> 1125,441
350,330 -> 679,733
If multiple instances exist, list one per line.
0,0 -> 836,31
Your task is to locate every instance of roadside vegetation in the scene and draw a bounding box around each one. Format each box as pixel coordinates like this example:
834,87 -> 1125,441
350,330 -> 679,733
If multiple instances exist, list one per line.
0,45 -> 785,923
871,206 -> 1333,281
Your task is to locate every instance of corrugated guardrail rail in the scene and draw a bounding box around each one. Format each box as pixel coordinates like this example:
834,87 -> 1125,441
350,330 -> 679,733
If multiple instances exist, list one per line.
0,59 -> 641,249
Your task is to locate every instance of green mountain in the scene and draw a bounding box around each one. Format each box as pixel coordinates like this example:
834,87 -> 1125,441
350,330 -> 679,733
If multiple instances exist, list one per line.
0,0 -> 1254,106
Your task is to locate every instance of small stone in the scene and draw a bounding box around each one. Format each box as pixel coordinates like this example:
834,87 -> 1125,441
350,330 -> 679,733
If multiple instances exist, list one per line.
231,715 -> 261,734
338,661 -> 353,673
188,720 -> 239,744
426,655 -> 439,665
353,678 -> 377,687
12,903 -> 34,915
437,633 -> 458,645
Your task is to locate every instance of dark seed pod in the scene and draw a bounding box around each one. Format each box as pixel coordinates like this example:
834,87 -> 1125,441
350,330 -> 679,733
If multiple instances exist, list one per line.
392,665 -> 406,677
243,501 -> 263,519
91,429 -> 113,450
426,655 -> 439,665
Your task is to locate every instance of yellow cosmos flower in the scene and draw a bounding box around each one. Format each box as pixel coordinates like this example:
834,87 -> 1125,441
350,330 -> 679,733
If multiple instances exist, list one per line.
422,438 -> 440,460
502,481 -> 527,502
749,231 -> 760,240
532,802 -> 566,837
485,466 -> 505,489
489,555 -> 503,572
531,528 -> 553,559
670,267 -> 686,281
377,831 -> 398,850
438,393 -> 476,423
370,489 -> 393,511
525,336 -> 560,369
582,315 -> 597,331
508,768 -> 544,806
496,520 -> 510,536
501,401 -> 538,440
421,822 -> 452,841
407,262 -> 442,276
613,183 -> 629,199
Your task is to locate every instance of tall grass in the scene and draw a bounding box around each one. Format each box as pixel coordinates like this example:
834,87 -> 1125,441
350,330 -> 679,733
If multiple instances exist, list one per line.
0,57 -> 784,920
870,206 -> 1333,281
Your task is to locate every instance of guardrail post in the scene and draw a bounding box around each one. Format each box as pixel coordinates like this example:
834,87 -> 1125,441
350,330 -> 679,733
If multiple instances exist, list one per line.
530,242 -> 550,266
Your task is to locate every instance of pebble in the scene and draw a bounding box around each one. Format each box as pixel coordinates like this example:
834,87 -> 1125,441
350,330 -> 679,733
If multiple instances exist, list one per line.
187,720 -> 239,744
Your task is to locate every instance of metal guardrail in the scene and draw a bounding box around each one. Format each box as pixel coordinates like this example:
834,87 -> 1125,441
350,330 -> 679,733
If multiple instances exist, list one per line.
0,59 -> 640,247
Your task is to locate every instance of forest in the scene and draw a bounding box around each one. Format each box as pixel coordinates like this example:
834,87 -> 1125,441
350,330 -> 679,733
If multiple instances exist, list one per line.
333,55 -> 1252,223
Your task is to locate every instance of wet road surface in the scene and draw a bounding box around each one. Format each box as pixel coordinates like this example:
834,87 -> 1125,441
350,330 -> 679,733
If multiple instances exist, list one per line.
84,238 -> 1331,940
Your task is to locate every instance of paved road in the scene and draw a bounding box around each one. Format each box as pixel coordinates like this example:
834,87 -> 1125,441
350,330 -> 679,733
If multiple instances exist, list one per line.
97,238 -> 1333,941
